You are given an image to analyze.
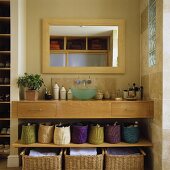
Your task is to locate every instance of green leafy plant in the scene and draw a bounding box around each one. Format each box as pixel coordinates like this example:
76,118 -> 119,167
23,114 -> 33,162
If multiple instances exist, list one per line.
17,73 -> 44,91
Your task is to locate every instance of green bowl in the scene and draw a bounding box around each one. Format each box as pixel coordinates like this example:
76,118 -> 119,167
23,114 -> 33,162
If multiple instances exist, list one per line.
71,88 -> 96,100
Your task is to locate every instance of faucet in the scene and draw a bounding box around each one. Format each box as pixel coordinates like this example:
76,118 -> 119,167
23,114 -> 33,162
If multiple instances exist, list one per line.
74,76 -> 92,87
82,80 -> 87,87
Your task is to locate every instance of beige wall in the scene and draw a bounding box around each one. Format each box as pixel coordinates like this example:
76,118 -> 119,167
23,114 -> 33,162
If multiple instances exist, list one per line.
162,0 -> 170,169
26,0 -> 140,94
140,0 -> 163,169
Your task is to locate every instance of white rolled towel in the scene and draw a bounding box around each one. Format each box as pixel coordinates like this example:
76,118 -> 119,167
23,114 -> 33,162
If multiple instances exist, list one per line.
70,148 -> 97,156
29,150 -> 56,157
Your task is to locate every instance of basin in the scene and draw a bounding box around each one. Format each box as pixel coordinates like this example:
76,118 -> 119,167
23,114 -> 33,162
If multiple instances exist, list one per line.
71,88 -> 96,100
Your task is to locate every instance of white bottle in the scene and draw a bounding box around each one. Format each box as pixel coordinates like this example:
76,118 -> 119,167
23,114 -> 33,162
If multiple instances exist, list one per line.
53,83 -> 59,99
60,86 -> 66,100
67,88 -> 72,100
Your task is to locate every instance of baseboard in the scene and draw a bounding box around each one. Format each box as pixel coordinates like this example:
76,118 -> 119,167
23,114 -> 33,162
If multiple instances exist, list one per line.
7,155 -> 19,167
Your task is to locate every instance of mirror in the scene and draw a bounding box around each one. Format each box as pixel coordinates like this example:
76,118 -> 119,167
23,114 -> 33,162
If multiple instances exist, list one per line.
42,19 -> 125,74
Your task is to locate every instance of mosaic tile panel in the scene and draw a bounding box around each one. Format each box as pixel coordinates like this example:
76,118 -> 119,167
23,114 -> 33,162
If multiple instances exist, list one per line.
148,0 -> 156,67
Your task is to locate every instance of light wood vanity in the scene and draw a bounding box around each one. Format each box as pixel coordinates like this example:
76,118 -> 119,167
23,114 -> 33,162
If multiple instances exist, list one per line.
12,100 -> 153,148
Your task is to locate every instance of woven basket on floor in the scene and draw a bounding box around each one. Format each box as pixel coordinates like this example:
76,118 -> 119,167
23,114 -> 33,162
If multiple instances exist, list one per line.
105,148 -> 145,170
21,149 -> 62,170
64,148 -> 104,170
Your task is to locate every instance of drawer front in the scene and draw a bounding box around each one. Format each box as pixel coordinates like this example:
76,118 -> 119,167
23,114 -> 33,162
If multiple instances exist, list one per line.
56,101 -> 111,118
111,102 -> 153,118
17,102 -> 57,118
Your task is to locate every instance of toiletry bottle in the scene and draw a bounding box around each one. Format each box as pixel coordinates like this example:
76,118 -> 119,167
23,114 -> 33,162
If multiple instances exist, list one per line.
53,83 -> 59,99
67,88 -> 72,100
60,85 -> 66,100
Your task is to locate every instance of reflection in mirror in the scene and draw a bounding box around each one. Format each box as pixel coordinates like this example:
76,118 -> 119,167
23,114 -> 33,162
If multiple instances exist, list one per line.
49,26 -> 118,67
42,19 -> 125,73
68,53 -> 107,67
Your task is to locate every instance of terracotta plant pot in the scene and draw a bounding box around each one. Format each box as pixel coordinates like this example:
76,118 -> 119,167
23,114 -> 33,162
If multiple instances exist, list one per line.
25,90 -> 38,100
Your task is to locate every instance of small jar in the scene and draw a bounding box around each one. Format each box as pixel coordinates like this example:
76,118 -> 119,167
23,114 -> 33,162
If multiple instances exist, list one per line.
45,90 -> 52,100
123,90 -> 128,99
111,91 -> 116,100
104,91 -> 110,99
96,91 -> 103,100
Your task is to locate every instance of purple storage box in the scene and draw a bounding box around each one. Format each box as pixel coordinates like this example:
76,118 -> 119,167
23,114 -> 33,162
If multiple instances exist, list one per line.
105,124 -> 121,143
71,124 -> 88,144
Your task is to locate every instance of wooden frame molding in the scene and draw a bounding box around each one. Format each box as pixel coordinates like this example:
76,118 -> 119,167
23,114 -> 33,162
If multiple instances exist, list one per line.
42,18 -> 125,74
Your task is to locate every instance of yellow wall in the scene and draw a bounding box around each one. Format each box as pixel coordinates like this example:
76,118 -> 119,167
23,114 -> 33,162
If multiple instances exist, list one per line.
26,0 -> 140,93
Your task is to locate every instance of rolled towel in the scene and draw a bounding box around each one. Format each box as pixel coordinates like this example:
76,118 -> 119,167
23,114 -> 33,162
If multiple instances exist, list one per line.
70,148 -> 97,156
107,147 -> 140,155
29,149 -> 56,157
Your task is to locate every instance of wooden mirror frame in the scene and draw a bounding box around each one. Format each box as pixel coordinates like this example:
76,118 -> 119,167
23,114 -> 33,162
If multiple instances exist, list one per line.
42,18 -> 125,74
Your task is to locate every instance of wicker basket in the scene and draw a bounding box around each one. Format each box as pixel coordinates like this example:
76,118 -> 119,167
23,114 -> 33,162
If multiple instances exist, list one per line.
21,148 -> 63,170
71,124 -> 88,144
105,148 -> 145,170
54,125 -> 71,144
21,124 -> 37,144
64,148 -> 104,170
88,124 -> 104,145
38,123 -> 54,144
122,126 -> 140,143
104,124 -> 121,144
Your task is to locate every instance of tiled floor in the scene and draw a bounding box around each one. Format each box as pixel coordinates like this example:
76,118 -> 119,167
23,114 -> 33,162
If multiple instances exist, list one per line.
0,159 -> 21,170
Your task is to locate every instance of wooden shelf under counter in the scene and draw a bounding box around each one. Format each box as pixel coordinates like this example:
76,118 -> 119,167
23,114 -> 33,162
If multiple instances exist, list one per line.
13,138 -> 152,148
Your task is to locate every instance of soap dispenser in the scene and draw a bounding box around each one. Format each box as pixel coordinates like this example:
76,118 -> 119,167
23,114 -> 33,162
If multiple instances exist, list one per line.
53,82 -> 59,100
60,85 -> 66,100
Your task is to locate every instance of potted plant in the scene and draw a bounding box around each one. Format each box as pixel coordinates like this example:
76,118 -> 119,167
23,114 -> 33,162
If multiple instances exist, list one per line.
17,73 -> 44,100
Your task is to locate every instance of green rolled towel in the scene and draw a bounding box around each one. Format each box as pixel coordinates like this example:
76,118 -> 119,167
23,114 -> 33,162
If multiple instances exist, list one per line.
21,124 -> 36,144
88,124 -> 104,145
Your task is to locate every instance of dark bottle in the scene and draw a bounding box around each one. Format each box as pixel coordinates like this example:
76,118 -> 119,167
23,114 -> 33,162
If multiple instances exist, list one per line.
140,86 -> 143,100
131,83 -> 136,97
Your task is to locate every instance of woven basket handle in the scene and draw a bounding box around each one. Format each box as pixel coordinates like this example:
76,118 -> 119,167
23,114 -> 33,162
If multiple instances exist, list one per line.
139,148 -> 146,156
20,148 -> 27,156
